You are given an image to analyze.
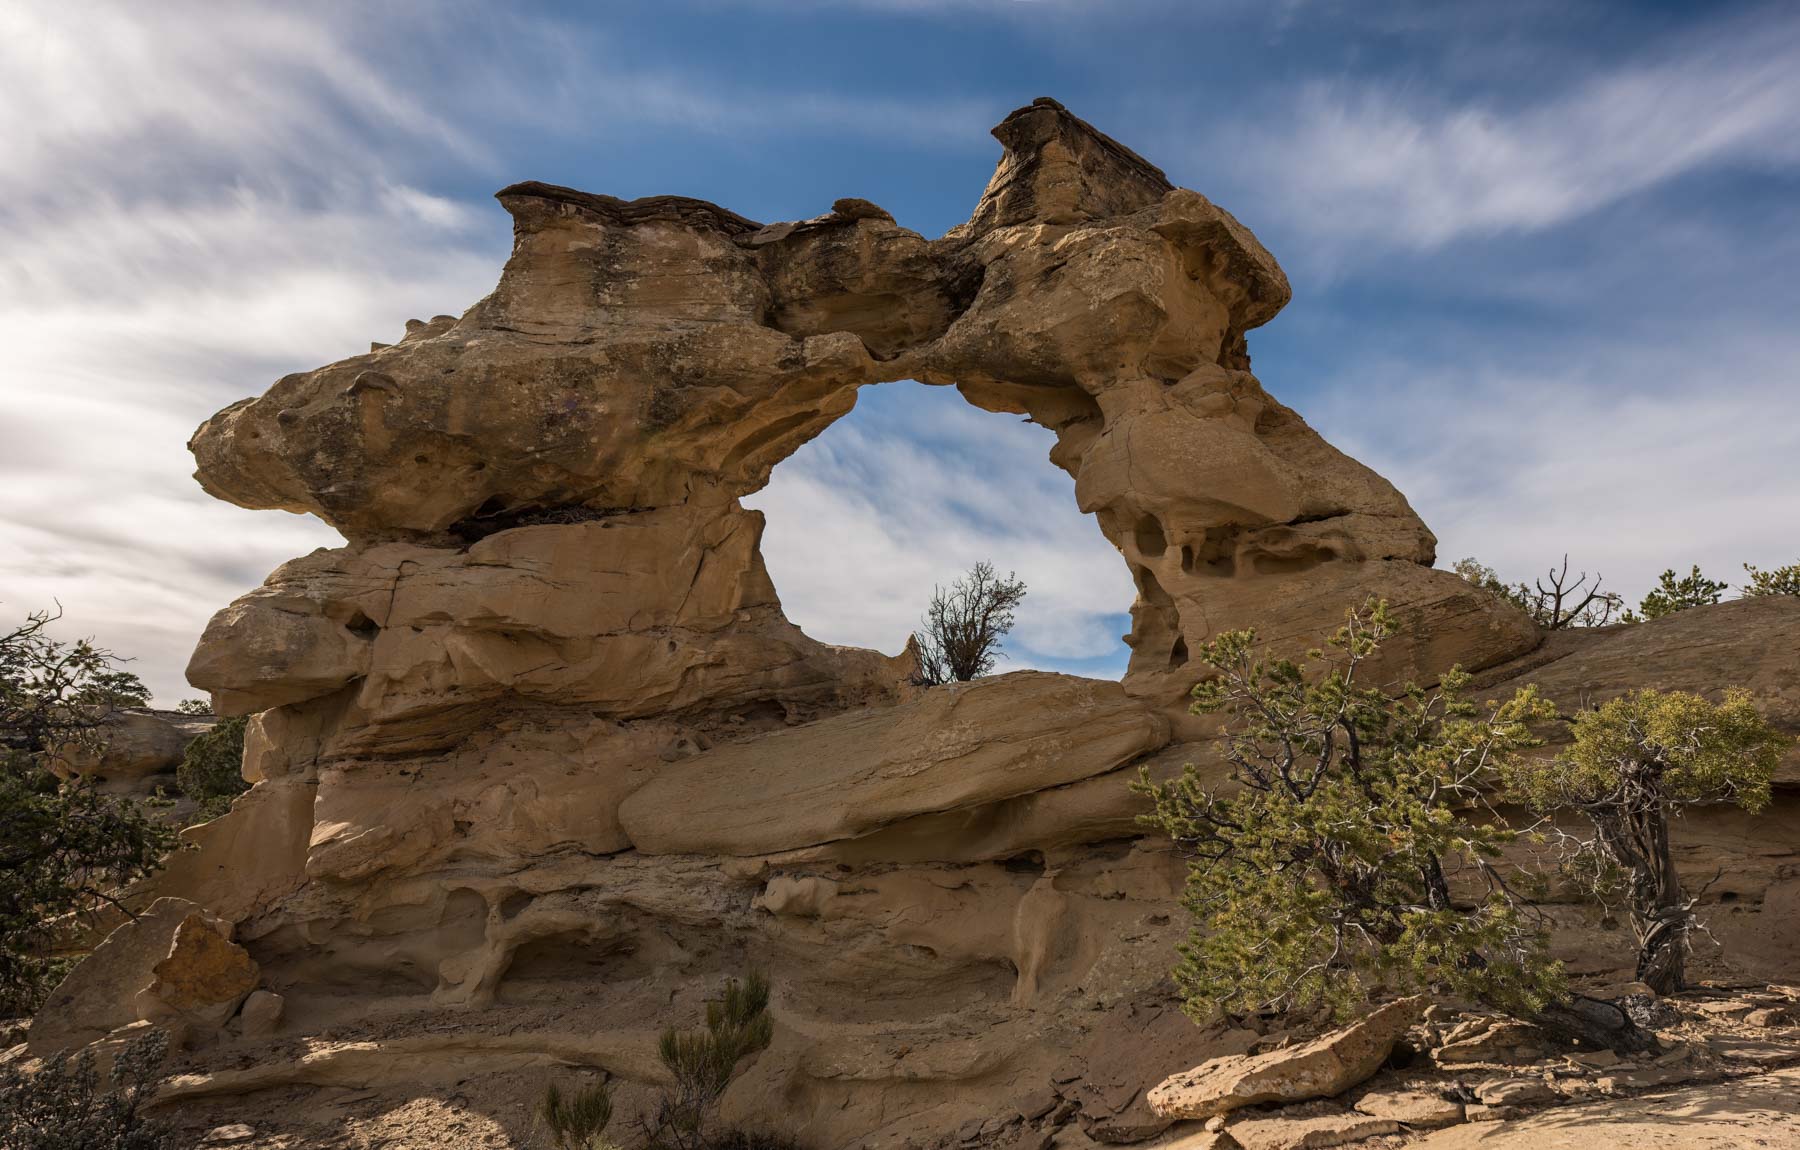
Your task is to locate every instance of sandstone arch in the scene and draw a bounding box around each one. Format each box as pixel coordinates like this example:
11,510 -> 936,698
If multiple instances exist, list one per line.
187,97 -> 1536,737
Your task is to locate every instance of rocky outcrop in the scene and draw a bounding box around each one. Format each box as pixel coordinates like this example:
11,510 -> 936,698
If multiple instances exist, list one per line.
32,98 -> 1800,1150
53,707 -> 215,794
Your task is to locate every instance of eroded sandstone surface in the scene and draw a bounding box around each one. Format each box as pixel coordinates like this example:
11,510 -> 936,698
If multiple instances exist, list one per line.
30,99 -> 1800,1148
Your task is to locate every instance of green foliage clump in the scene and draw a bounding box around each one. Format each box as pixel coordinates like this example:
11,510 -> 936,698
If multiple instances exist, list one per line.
0,1028 -> 175,1149
913,561 -> 1027,685
1,610 -> 176,1015
541,1078 -> 617,1150
643,972 -> 774,1150
176,715 -> 249,822
1741,560 -> 1800,598
1134,601 -> 1566,1022
68,670 -> 151,710
172,698 -> 213,716
1501,688 -> 1788,993
1627,565 -> 1727,621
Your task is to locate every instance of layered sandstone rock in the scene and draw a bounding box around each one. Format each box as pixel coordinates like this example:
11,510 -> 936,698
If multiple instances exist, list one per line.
32,99 -> 1798,1149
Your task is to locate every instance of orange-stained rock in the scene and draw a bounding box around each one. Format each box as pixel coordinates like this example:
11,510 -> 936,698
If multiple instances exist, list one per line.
138,914 -> 260,1028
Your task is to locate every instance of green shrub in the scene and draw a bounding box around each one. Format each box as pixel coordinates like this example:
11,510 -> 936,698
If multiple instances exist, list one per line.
541,1078 -> 616,1150
0,1029 -> 174,1149
1134,600 -> 1565,1021
1628,565 -> 1727,621
642,972 -> 774,1150
2,610 -> 177,1013
175,715 -> 249,822
1741,560 -> 1800,598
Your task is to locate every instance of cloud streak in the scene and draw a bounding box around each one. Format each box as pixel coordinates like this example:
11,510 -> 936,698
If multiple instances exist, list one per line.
1228,8 -> 1800,249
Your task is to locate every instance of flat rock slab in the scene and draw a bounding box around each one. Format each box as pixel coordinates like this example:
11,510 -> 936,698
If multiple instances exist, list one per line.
619,671 -> 1167,855
1354,1087 -> 1466,1128
1148,997 -> 1425,1119
1223,1101 -> 1401,1150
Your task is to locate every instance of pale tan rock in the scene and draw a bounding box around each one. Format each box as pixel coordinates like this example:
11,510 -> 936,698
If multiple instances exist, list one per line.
618,672 -> 1169,856
238,990 -> 284,1039
1222,1101 -> 1401,1150
138,914 -> 260,1028
1473,1078 -> 1557,1106
1147,997 -> 1425,1118
51,708 -> 215,794
1354,1087 -> 1465,1128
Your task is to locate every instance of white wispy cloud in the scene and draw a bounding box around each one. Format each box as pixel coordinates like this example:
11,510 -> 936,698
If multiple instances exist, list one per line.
1229,8 -> 1800,249
1311,328 -> 1800,610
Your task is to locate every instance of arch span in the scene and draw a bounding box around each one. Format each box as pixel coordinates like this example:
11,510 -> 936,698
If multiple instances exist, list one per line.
187,97 -> 1537,738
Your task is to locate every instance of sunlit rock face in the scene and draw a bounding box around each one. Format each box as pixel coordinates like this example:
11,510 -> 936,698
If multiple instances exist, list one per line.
51,99 -> 1796,1147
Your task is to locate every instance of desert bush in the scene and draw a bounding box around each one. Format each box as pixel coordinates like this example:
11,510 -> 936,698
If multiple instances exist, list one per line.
0,1028 -> 174,1149
640,972 -> 774,1150
1502,688 -> 1788,994
1741,560 -> 1800,598
912,562 -> 1026,685
172,698 -> 212,716
175,714 -> 249,822
1,609 -> 176,1014
1454,555 -> 1623,628
541,1078 -> 616,1150
1134,600 -> 1565,1021
1627,565 -> 1727,621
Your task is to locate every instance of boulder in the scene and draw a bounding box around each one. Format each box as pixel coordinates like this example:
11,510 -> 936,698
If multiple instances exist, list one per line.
52,708 -> 215,794
1146,998 -> 1426,1119
136,913 -> 260,1028
28,898 -> 215,1055
238,990 -> 285,1039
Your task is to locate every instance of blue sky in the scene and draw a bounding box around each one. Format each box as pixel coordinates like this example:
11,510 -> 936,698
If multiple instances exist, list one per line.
2,0 -> 1797,702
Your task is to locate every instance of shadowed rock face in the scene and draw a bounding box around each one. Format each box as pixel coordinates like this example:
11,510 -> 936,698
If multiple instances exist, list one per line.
56,100 -> 1798,1149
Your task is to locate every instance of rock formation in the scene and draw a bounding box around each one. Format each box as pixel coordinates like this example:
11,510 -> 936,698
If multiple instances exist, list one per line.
30,99 -> 1800,1148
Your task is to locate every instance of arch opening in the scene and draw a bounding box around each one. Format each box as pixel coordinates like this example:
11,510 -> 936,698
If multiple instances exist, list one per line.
743,381 -> 1136,681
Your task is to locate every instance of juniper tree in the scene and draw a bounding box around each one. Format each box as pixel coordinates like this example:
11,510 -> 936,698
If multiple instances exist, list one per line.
1134,601 -> 1566,1021
1741,560 -> 1800,598
912,562 -> 1026,686
1627,566 -> 1727,622
0,609 -> 176,1014
176,714 -> 249,822
1501,689 -> 1787,994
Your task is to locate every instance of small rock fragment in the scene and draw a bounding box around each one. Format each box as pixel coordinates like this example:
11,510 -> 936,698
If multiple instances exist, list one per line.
199,1126 -> 256,1145
1474,1078 -> 1557,1106
238,989 -> 285,1039
1222,1100 -> 1400,1150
